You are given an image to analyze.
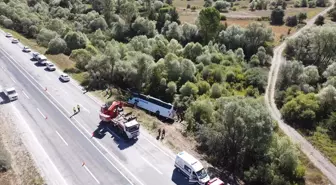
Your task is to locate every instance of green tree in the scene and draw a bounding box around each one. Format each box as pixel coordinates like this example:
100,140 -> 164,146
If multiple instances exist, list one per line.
70,49 -> 92,70
314,15 -> 325,26
197,7 -> 221,43
210,83 -> 222,98
64,31 -> 87,52
120,1 -> 138,24
198,97 -> 273,177
281,93 -> 320,128
286,15 -> 298,27
185,99 -> 214,131
270,8 -> 285,25
36,28 -> 58,47
47,37 -> 67,54
297,12 -> 307,23
179,81 -> 199,97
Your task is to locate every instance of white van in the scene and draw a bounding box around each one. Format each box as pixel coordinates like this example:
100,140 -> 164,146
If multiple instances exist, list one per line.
37,55 -> 47,65
175,151 -> 210,185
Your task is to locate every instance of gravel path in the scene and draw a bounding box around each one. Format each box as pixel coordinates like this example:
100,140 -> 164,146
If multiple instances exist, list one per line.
265,2 -> 336,185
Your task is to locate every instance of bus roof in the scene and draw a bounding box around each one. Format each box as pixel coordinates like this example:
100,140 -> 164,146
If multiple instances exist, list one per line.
133,93 -> 173,105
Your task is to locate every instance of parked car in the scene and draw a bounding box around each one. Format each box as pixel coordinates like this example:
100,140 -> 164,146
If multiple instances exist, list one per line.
32,52 -> 40,60
12,39 -> 19,44
22,46 -> 31,52
46,62 -> 56,71
59,74 -> 70,82
5,33 -> 12,38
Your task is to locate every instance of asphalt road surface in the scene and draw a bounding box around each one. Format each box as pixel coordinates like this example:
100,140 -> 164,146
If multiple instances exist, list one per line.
0,31 -> 188,185
265,2 -> 336,184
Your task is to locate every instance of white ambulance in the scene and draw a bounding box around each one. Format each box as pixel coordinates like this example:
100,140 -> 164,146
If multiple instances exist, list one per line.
175,151 -> 210,185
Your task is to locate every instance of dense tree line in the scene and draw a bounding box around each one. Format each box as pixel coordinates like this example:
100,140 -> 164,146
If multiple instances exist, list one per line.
0,0 -> 305,184
277,26 -> 336,139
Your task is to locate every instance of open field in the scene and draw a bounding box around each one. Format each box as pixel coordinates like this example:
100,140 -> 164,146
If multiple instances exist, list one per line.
0,24 -> 332,184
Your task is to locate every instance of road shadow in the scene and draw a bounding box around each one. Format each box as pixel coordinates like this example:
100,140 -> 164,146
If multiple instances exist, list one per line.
92,121 -> 137,150
171,168 -> 189,185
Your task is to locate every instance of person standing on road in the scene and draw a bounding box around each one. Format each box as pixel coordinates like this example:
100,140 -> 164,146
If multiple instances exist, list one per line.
77,104 -> 80,112
73,107 -> 76,114
158,128 -> 161,139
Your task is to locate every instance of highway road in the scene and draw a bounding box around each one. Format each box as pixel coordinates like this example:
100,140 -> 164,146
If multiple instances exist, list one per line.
0,31 -> 188,185
265,2 -> 336,185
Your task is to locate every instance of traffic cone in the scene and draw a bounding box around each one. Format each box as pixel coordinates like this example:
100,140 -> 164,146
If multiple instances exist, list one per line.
45,116 -> 48,120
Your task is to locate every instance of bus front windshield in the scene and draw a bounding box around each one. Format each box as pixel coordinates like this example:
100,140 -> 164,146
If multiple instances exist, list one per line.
196,169 -> 208,179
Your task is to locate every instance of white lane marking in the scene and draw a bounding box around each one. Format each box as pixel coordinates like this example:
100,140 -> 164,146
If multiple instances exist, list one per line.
45,75 -> 51,80
78,103 -> 90,113
83,165 -> 100,184
0,49 -> 137,185
55,131 -> 68,146
36,108 -> 46,119
11,104 -> 69,185
60,88 -> 68,94
22,90 -> 30,99
141,135 -> 175,160
141,156 -> 163,175
10,76 -> 16,83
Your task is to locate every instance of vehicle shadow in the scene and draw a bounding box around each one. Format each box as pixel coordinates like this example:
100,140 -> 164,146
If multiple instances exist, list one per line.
171,168 -> 189,185
44,68 -> 53,72
34,62 -> 45,67
0,93 -> 10,105
30,58 -> 37,62
92,121 -> 137,150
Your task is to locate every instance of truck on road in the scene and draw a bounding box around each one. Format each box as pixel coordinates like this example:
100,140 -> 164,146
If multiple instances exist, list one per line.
0,86 -> 18,101
99,101 -> 140,139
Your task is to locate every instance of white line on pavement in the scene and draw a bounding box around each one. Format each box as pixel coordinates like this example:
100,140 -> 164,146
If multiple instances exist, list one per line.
22,90 -> 29,99
141,156 -> 163,175
11,104 -> 69,185
83,165 -> 100,184
10,76 -> 16,83
55,131 -> 68,146
78,103 -> 90,113
0,48 -> 144,185
141,135 -> 175,160
36,108 -> 46,119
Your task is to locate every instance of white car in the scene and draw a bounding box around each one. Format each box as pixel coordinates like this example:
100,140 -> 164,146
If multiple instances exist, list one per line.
5,33 -> 12,38
22,46 -> 31,52
12,39 -> 19,44
32,52 -> 40,60
59,74 -> 70,82
4,87 -> 18,101
46,62 -> 56,71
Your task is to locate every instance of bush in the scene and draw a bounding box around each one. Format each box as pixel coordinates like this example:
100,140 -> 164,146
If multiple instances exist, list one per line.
220,14 -> 227,20
191,6 -> 197,11
187,4 -> 191,9
286,15 -> 298,27
64,67 -> 81,73
47,37 -> 67,54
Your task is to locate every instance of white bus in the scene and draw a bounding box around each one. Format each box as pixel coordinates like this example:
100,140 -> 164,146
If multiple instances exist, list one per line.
127,93 -> 176,120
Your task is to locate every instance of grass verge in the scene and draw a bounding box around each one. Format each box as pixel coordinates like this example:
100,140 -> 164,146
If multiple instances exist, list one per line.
307,127 -> 336,165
